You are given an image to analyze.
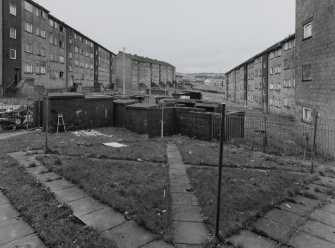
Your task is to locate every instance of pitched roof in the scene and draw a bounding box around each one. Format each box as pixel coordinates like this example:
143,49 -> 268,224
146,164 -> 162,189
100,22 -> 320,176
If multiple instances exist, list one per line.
226,34 -> 295,74
120,52 -> 175,68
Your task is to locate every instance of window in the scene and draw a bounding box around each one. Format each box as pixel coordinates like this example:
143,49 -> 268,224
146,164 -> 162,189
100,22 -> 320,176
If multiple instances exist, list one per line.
59,40 -> 64,48
9,49 -> 16,59
54,38 -> 58,46
24,22 -> 33,33
59,56 -> 65,63
74,47 -> 79,53
69,52 -> 73,59
59,71 -> 64,79
69,38 -> 73,44
10,28 -> 16,39
36,9 -> 46,19
49,35 -> 53,44
24,63 -> 33,73
284,59 -> 291,70
24,1 -> 33,13
36,65 -> 46,75
69,65 -> 73,72
10,4 -> 17,16
303,22 -> 312,39
49,19 -> 54,27
41,30 -> 46,38
37,47 -> 46,57
303,107 -> 313,123
25,43 -> 33,53
302,64 -> 312,81
49,70 -> 57,79
59,25 -> 64,32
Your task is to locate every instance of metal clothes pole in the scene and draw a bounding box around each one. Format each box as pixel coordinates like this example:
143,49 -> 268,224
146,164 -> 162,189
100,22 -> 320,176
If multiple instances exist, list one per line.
161,105 -> 164,139
45,91 -> 49,152
215,103 -> 226,239
123,47 -> 126,97
311,111 -> 318,174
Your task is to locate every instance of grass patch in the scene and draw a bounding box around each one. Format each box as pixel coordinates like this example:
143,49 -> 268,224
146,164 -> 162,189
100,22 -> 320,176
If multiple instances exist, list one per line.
172,136 -> 309,172
187,166 -> 308,238
37,155 -> 172,241
0,156 -> 117,248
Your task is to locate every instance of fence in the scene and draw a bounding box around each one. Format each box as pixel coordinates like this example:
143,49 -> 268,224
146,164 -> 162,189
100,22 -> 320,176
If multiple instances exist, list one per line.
213,111 -> 335,162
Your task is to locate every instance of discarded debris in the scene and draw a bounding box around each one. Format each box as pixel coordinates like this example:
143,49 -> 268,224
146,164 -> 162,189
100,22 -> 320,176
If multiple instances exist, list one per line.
285,204 -> 292,209
72,130 -> 113,137
103,142 -> 127,148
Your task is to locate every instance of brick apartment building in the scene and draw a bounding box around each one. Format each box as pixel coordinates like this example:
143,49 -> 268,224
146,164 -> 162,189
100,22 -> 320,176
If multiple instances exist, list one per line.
226,0 -> 335,122
295,0 -> 335,122
0,0 -> 116,97
114,52 -> 176,93
226,35 -> 297,116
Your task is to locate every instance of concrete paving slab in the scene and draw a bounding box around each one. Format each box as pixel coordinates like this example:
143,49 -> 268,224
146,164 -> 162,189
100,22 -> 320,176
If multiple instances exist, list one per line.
26,166 -> 49,175
0,193 -> 9,207
172,205 -> 203,222
80,207 -> 126,232
171,193 -> 199,206
173,221 -> 209,245
0,219 -> 34,245
103,220 -> 155,248
300,220 -> 335,243
68,197 -> 107,217
169,176 -> 190,183
175,245 -> 203,248
265,208 -> 306,228
170,183 -> 194,193
303,189 -> 329,201
253,218 -> 294,244
35,172 -> 62,182
0,234 -> 46,248
0,204 -> 19,223
293,195 -> 322,208
315,176 -> 335,187
54,187 -> 88,203
322,202 -> 335,214
226,230 -> 279,248
288,231 -> 335,248
44,179 -> 74,192
278,201 -> 314,216
310,209 -> 335,227
141,240 -> 175,248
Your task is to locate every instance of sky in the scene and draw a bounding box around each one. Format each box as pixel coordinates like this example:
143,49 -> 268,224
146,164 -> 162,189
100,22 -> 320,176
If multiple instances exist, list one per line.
35,0 -> 296,73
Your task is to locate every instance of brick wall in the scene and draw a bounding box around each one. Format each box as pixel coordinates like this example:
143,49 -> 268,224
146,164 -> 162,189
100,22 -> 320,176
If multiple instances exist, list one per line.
147,108 -> 175,137
113,99 -> 138,127
295,0 -> 335,118
43,94 -> 114,131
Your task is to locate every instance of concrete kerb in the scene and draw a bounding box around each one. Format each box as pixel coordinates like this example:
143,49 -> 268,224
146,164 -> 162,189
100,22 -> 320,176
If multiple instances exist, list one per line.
8,151 -> 175,248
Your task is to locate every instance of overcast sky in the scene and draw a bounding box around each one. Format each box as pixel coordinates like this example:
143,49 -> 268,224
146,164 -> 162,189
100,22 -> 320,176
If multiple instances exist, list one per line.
35,0 -> 296,73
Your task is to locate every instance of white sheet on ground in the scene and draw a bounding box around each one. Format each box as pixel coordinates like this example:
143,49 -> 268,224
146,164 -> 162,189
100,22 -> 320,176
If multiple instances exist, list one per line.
72,130 -> 113,137
103,142 -> 127,148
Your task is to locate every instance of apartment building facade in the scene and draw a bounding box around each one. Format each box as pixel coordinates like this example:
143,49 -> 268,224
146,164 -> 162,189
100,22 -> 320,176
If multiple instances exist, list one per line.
226,35 -> 298,116
114,52 -> 176,93
1,0 -> 115,97
295,0 -> 335,122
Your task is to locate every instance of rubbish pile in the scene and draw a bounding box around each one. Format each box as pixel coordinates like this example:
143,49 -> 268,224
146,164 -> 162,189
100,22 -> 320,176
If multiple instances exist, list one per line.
0,104 -> 33,131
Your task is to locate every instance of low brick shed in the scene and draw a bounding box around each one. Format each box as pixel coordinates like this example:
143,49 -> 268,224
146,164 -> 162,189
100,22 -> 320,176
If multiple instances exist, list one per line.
42,93 -> 114,131
124,103 -> 175,138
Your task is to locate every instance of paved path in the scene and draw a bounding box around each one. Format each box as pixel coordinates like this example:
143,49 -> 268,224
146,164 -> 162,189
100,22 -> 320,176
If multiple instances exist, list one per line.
9,151 -> 174,248
0,190 -> 46,248
226,177 -> 335,248
167,144 -> 211,247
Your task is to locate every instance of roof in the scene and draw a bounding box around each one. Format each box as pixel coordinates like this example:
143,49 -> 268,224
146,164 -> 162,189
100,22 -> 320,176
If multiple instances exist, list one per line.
226,34 -> 296,75
126,103 -> 157,109
119,52 -> 175,68
28,0 -> 116,56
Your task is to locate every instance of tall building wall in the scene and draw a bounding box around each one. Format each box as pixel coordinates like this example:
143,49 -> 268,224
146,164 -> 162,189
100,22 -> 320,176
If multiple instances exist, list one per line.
97,46 -> 110,89
295,0 -> 335,119
3,0 -> 22,96
0,0 -> 2,95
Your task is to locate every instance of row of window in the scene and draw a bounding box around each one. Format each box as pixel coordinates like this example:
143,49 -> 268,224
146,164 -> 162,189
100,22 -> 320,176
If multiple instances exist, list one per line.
74,33 -> 94,47
74,47 -> 94,58
74,60 -> 94,69
269,65 -> 282,75
72,72 -> 94,81
24,64 -> 46,75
